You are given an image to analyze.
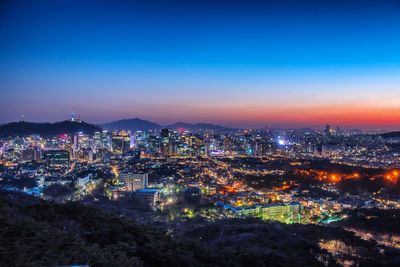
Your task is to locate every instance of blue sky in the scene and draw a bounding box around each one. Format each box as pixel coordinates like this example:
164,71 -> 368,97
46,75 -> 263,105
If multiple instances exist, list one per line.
1,0 -> 400,129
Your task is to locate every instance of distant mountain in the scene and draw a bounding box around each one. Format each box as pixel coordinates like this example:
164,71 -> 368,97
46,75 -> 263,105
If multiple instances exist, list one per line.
166,122 -> 233,131
381,131 -> 400,139
100,118 -> 234,131
100,118 -> 162,131
0,120 -> 102,137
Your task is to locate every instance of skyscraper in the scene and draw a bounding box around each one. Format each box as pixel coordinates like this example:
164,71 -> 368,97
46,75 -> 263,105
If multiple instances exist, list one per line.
161,128 -> 171,156
112,131 -> 130,154
73,133 -> 79,156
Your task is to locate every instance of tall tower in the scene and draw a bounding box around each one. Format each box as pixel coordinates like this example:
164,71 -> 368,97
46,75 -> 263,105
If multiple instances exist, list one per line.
71,108 -> 76,122
265,123 -> 270,141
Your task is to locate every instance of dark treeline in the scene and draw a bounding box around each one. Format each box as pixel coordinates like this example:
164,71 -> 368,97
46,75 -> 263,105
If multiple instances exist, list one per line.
1,192 -> 399,267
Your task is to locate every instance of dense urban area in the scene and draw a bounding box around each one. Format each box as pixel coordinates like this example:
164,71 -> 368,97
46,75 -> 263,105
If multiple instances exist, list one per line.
0,117 -> 399,266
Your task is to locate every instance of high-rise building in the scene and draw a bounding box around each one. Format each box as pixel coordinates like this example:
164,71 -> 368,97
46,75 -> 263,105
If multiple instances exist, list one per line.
42,150 -> 70,165
94,130 -> 111,151
323,124 -> 333,144
147,134 -> 160,153
160,128 -> 171,156
72,132 -> 90,157
223,135 -> 233,151
302,138 -> 314,153
73,133 -> 79,155
112,131 -> 130,154
119,171 -> 148,191
33,147 -> 42,162
161,128 -> 170,139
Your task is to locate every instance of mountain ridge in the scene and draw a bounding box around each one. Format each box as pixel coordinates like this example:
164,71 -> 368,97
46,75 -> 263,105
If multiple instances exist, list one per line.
0,120 -> 102,137
100,117 -> 234,131
166,121 -> 233,131
100,117 -> 162,131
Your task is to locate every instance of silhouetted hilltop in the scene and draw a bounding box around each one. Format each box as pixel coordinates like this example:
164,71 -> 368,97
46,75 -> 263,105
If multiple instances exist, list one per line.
100,117 -> 162,131
0,120 -> 102,137
101,118 -> 234,131
166,122 -> 233,131
381,131 -> 400,138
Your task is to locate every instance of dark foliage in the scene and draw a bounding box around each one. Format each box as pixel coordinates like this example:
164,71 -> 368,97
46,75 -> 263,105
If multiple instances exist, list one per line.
0,121 -> 102,137
0,192 -> 399,267
43,183 -> 75,198
381,132 -> 400,139
336,208 -> 400,235
0,176 -> 37,189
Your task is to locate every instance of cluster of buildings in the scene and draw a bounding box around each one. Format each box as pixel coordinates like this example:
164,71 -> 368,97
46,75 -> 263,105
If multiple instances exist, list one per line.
106,170 -> 160,206
1,123 -> 398,168
0,121 -> 399,222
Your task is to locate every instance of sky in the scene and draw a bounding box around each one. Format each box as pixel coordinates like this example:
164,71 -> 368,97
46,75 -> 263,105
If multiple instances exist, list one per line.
1,0 -> 400,130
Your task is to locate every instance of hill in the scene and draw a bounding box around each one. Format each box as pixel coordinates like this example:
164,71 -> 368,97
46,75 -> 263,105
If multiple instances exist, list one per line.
0,192 -> 398,266
0,120 -> 102,137
100,118 -> 162,131
100,118 -> 234,132
381,131 -> 400,139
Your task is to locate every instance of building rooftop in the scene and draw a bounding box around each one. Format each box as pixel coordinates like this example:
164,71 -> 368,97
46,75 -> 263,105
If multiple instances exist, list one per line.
136,188 -> 159,194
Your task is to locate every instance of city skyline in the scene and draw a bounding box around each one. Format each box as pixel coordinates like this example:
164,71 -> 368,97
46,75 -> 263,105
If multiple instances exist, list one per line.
1,0 -> 400,130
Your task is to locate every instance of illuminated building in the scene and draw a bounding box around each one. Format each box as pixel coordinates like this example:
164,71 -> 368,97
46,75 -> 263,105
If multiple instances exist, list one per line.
302,138 -> 314,153
147,134 -> 160,153
97,148 -> 111,161
134,130 -> 147,147
82,148 -> 94,162
223,135 -> 233,151
33,147 -> 42,162
94,130 -> 111,151
78,133 -> 90,150
42,150 -> 70,165
161,128 -> 172,156
73,133 -> 79,155
112,131 -> 130,154
119,171 -> 148,191
220,202 -> 303,223
77,174 -> 91,188
260,203 -> 302,223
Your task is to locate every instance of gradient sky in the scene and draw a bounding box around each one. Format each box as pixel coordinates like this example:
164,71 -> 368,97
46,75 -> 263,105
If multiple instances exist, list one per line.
1,0 -> 400,130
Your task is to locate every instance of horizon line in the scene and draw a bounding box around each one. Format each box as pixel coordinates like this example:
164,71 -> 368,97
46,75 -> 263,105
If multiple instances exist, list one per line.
1,117 -> 398,132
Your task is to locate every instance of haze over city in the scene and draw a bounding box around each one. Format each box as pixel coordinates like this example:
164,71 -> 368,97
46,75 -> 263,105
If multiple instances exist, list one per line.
1,0 -> 400,130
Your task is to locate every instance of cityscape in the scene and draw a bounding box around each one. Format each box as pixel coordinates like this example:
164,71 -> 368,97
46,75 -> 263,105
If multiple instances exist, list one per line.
1,0 -> 400,267
1,116 -> 399,266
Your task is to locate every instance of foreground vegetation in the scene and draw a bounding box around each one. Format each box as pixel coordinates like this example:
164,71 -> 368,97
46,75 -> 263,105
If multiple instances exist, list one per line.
0,192 -> 399,267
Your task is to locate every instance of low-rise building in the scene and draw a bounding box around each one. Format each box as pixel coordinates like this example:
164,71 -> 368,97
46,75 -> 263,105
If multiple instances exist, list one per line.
136,188 -> 160,206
